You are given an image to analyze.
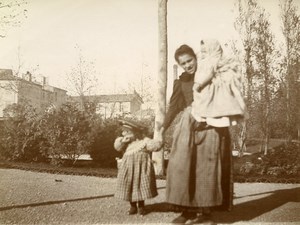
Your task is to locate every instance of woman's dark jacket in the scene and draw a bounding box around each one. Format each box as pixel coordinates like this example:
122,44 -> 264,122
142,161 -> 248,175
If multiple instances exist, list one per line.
163,72 -> 194,130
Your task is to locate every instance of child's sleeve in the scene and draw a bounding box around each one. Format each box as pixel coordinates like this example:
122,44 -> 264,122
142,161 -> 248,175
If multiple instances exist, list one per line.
195,66 -> 214,89
145,138 -> 163,152
194,61 -> 215,91
114,137 -> 127,152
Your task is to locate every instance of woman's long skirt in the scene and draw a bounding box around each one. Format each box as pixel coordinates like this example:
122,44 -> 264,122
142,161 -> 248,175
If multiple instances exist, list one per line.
166,108 -> 233,210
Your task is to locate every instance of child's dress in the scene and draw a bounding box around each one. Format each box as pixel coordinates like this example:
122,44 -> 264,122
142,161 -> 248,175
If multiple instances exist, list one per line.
114,137 -> 158,202
191,56 -> 247,127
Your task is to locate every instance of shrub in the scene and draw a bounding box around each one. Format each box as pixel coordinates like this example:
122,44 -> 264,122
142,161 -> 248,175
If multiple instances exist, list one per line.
39,103 -> 96,166
0,103 -> 46,162
259,142 -> 300,177
236,142 -> 300,178
89,118 -> 122,168
89,116 -> 156,168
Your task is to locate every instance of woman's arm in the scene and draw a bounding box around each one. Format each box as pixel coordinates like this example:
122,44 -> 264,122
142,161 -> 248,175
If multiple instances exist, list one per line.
162,79 -> 185,130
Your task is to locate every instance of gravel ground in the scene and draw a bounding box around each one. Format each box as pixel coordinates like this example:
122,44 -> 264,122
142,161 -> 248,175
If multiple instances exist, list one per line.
0,168 -> 300,225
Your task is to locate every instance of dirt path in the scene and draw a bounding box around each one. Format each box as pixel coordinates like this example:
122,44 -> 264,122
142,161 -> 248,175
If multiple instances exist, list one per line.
1,168 -> 299,224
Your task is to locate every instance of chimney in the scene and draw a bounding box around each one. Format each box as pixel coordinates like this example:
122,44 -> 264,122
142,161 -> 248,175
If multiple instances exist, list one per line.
43,76 -> 48,86
173,64 -> 178,80
26,71 -> 32,82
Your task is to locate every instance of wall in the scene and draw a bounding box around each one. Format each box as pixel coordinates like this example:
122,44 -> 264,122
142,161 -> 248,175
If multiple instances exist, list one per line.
0,78 -> 67,116
0,80 -> 18,117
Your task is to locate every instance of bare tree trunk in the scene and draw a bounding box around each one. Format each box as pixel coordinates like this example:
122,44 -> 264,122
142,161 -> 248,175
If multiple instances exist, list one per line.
152,0 -> 168,176
285,34 -> 293,144
238,121 -> 247,156
261,101 -> 270,155
264,79 -> 270,155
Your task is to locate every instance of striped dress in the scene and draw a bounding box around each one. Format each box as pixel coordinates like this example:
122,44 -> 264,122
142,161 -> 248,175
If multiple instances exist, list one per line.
114,137 -> 158,202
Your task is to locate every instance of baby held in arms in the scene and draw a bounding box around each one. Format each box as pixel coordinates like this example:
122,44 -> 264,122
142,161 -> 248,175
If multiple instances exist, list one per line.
191,39 -> 247,127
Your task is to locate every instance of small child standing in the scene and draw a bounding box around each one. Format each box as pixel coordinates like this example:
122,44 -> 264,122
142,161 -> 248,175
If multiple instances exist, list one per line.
191,38 -> 247,127
114,120 -> 162,216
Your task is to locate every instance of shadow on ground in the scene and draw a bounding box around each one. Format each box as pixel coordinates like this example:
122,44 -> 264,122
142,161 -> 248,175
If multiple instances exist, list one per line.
143,187 -> 300,223
214,187 -> 300,223
0,194 -> 115,211
1,186 -> 299,223
0,186 -> 166,212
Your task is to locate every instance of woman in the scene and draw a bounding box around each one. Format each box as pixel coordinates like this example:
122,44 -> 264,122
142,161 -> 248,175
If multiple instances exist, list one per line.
159,44 -> 233,224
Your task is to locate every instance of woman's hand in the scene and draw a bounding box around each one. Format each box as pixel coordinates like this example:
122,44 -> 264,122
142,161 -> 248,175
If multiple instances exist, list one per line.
193,82 -> 202,92
156,127 -> 165,142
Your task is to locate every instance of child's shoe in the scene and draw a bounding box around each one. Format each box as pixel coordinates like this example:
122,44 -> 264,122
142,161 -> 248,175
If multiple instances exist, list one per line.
128,206 -> 137,215
138,207 -> 146,216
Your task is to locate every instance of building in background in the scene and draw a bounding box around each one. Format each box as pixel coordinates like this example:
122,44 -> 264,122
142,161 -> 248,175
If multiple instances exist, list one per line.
1,68 -> 145,119
68,90 -> 143,118
0,69 -> 67,117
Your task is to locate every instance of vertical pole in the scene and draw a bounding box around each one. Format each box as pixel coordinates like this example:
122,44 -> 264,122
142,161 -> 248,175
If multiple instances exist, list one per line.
152,0 -> 168,176
173,64 -> 178,80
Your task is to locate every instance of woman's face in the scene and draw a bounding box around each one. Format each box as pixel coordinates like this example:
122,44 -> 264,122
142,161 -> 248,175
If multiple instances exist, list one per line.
177,53 -> 197,75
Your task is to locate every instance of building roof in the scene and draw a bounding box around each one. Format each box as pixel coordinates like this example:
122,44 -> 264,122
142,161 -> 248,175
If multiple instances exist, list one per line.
0,68 -> 67,93
0,69 -> 16,80
69,92 -> 143,104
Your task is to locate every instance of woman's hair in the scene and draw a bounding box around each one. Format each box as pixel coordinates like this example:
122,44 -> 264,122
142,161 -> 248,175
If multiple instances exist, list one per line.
174,44 -> 197,63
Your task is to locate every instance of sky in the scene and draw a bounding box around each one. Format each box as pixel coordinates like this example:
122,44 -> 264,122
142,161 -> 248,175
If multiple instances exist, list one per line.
0,0 -> 297,99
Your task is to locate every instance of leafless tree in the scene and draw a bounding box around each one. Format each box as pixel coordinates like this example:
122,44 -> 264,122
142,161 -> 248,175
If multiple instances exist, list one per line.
67,45 -> 99,110
0,45 -> 40,97
280,0 -> 300,143
235,0 -> 280,155
0,0 -> 27,38
234,0 -> 258,155
252,6 -> 276,155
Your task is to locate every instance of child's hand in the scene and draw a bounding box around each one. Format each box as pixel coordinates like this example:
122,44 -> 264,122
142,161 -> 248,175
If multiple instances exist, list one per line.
114,137 -> 127,152
122,136 -> 131,143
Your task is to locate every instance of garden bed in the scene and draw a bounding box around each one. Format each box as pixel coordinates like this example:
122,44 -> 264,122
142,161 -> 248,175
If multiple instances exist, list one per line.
1,142 -> 299,183
1,158 -> 299,183
0,160 -> 118,178
233,141 -> 300,183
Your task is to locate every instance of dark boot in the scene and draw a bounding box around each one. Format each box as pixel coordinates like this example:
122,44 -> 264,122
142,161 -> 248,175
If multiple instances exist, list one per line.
128,201 -> 137,215
202,207 -> 212,221
137,201 -> 146,216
